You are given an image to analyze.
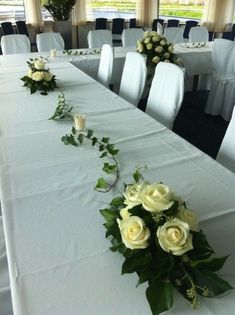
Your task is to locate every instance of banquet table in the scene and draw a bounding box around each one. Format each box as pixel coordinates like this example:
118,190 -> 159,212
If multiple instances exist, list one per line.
0,43 -> 213,84
0,55 -> 235,315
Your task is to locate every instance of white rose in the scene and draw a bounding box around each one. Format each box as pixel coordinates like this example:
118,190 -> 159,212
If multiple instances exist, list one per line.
146,43 -> 153,50
155,46 -> 163,53
34,59 -> 45,70
139,183 -> 174,212
150,31 -> 158,37
152,56 -> 160,64
137,44 -> 144,53
177,207 -> 198,231
43,71 -> 53,82
168,45 -> 174,53
152,36 -> 159,42
144,31 -> 150,38
144,37 -> 150,44
124,183 -> 142,208
157,218 -> 193,256
32,71 -> 44,81
164,52 -> 170,59
160,39 -> 166,46
117,216 -> 150,250
27,69 -> 32,78
120,207 -> 131,220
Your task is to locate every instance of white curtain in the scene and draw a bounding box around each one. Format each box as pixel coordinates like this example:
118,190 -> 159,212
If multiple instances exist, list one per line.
136,0 -> 158,27
202,0 -> 235,32
24,0 -> 43,28
72,0 -> 87,25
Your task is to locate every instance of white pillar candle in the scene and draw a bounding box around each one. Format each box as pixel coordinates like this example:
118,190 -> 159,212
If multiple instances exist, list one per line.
74,114 -> 86,131
50,49 -> 57,58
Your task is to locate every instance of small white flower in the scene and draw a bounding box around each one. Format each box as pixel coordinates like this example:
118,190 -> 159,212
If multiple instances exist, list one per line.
143,31 -> 150,38
137,44 -> 144,53
152,56 -> 160,64
146,43 -> 153,50
160,39 -> 166,46
144,37 -> 150,44
155,46 -> 163,53
164,52 -> 170,59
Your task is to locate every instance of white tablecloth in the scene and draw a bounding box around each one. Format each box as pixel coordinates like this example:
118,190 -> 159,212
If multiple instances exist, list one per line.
0,59 -> 234,315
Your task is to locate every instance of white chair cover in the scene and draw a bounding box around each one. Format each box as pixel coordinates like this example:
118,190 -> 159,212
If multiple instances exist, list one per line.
216,107 -> 235,173
0,217 -> 13,315
164,27 -> 184,43
87,30 -> 113,49
121,28 -> 144,47
157,22 -> 164,35
97,44 -> 113,88
1,34 -> 30,55
205,39 -> 235,121
189,26 -> 209,42
146,62 -> 184,129
36,32 -> 65,52
119,52 -> 147,106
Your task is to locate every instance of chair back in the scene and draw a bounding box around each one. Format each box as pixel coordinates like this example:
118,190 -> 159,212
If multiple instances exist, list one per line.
167,19 -> 180,28
97,44 -> 114,88
1,22 -> 14,35
16,21 -> 29,37
164,27 -> 184,43
189,26 -> 209,42
152,19 -> 164,31
112,18 -> 125,35
146,62 -> 184,129
205,39 -> 235,121
217,107 -> 235,173
222,32 -> 235,41
121,28 -> 144,47
129,18 -> 136,28
95,18 -> 107,30
1,34 -> 30,55
87,30 -> 112,48
183,20 -> 198,39
119,52 -> 147,106
36,32 -> 65,52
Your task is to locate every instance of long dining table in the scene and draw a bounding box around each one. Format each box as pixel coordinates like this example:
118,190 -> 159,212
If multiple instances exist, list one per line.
0,52 -> 235,315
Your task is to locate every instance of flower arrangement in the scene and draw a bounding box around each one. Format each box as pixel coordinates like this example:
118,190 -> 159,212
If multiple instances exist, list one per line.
41,0 -> 76,21
21,58 -> 57,95
100,168 -> 232,315
137,31 -> 182,67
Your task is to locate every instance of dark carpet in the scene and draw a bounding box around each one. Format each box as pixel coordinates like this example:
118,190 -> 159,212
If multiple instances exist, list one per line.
139,90 -> 229,159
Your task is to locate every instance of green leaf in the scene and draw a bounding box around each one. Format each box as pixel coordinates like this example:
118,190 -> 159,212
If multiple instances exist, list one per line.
106,144 -> 119,155
101,137 -> 110,143
61,135 -> 77,147
146,281 -> 174,315
96,177 -> 108,189
110,196 -> 124,208
87,129 -> 94,139
191,255 -> 230,272
193,268 -> 233,297
100,208 -> 119,223
122,251 -> 152,274
99,144 -> 105,151
77,133 -> 84,144
91,137 -> 98,146
100,152 -> 107,158
189,230 -> 214,260
102,162 -> 117,174
72,127 -> 76,135
133,169 -> 142,183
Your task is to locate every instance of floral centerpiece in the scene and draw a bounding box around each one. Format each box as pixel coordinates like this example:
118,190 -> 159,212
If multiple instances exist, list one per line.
100,169 -> 232,315
137,31 -> 182,68
21,57 -> 57,95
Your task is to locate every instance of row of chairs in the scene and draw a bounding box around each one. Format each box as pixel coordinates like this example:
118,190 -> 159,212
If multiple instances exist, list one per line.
1,21 -> 29,37
0,32 -> 65,55
95,17 -> 137,30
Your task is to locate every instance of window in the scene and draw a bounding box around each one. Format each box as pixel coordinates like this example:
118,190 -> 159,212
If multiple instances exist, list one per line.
86,0 -> 136,20
159,0 -> 205,21
0,0 -> 25,22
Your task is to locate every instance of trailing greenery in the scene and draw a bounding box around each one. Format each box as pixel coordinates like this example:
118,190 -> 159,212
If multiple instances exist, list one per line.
49,91 -> 73,120
62,128 -> 119,192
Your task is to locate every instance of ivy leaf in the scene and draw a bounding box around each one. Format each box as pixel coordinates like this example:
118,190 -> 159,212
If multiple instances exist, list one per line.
87,129 -> 94,139
110,196 -> 124,208
100,208 -> 119,223
189,230 -> 214,260
91,137 -> 98,146
95,177 -> 108,190
61,135 -> 77,147
77,133 -> 84,144
101,137 -> 110,143
146,281 -> 174,315
133,169 -> 142,183
72,127 -> 76,135
122,251 -> 152,274
103,162 -> 117,174
100,151 -> 107,158
193,268 -> 233,297
191,255 -> 230,272
106,144 -> 119,155
99,144 -> 105,151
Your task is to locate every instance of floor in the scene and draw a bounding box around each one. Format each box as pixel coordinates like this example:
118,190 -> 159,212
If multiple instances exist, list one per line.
139,90 -> 229,159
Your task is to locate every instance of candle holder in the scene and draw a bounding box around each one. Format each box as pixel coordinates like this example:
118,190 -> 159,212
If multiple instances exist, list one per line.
50,49 -> 57,58
74,114 -> 86,132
